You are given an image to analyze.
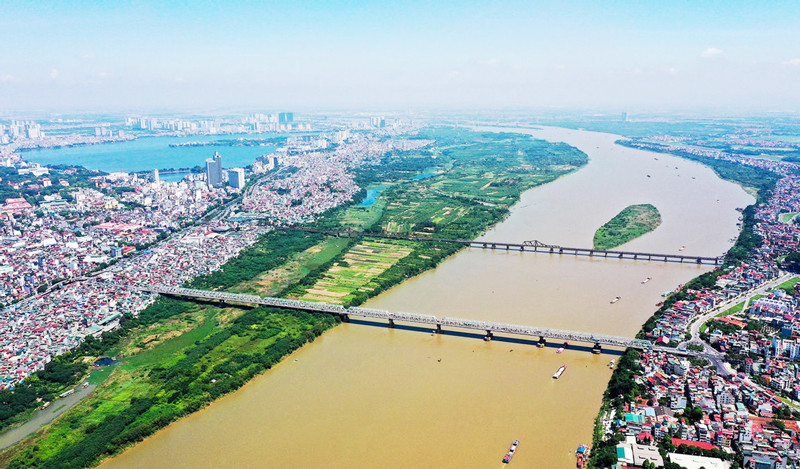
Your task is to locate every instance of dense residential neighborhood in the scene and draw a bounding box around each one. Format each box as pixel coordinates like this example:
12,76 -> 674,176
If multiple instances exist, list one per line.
0,120 -> 429,389
591,141 -> 800,468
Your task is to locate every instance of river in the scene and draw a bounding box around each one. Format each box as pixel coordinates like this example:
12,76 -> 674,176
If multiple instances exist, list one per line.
100,126 -> 753,468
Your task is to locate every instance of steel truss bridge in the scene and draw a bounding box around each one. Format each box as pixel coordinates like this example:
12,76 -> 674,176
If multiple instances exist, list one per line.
274,227 -> 723,265
140,285 -> 675,353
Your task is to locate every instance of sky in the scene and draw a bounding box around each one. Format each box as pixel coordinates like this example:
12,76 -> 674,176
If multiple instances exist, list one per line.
1,0 -> 800,113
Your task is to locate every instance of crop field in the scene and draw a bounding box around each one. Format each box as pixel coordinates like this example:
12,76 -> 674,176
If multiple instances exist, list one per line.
233,237 -> 351,296
299,240 -> 412,304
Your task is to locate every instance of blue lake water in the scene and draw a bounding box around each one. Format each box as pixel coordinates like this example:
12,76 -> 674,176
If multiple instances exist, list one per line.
159,172 -> 193,183
358,187 -> 388,207
413,172 -> 437,180
22,133 -> 279,173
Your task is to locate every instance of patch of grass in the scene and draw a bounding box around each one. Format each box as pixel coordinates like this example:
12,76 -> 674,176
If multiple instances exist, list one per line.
775,276 -> 800,294
233,237 -> 351,296
593,204 -> 662,250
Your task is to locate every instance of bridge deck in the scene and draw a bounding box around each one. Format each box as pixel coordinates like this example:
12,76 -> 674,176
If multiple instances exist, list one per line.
141,285 -> 654,350
275,227 -> 723,265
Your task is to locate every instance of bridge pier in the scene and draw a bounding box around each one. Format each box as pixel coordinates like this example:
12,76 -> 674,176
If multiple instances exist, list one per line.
589,250 -> 594,257
537,337 -> 546,348
484,330 -> 493,341
696,258 -> 702,264
388,318 -> 395,328
592,343 -> 602,354
436,323 -> 442,334
341,314 -> 350,322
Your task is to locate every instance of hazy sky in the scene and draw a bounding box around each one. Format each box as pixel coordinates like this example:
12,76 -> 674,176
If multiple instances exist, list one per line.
2,0 -> 800,113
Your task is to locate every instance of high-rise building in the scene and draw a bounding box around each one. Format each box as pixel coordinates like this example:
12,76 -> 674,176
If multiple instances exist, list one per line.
227,168 -> 245,189
206,152 -> 223,188
152,168 -> 160,184
278,112 -> 294,124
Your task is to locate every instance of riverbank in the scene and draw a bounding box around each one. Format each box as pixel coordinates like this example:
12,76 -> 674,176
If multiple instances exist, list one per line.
0,128 -> 589,468
587,134 -> 781,468
95,125 -> 752,469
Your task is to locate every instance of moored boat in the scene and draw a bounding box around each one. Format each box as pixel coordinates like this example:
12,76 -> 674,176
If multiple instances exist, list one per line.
641,277 -> 651,284
576,444 -> 590,468
502,439 -> 520,463
610,296 -> 621,304
553,364 -> 567,379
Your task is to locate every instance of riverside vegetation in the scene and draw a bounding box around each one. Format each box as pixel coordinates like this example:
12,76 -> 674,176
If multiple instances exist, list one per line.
588,142 -> 780,469
593,204 -> 662,250
0,127 -> 587,468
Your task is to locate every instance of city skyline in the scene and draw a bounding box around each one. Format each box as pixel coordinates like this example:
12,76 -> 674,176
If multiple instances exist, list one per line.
1,0 -> 800,113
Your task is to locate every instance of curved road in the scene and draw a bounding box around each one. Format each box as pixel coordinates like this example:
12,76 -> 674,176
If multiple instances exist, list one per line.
677,271 -> 793,376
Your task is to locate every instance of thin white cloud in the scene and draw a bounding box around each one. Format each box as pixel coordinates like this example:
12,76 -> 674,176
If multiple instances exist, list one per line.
0,74 -> 19,83
79,53 -> 96,60
782,58 -> 800,66
96,71 -> 113,79
478,58 -> 501,66
49,69 -> 59,79
701,47 -> 723,58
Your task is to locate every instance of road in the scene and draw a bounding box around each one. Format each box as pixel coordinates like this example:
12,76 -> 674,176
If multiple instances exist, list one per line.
676,271 -> 794,375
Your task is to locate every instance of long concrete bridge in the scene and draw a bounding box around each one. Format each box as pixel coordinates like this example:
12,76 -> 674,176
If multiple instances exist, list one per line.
140,285 -> 669,354
275,227 -> 724,265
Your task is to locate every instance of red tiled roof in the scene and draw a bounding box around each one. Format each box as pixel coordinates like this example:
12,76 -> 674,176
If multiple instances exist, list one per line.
671,438 -> 718,450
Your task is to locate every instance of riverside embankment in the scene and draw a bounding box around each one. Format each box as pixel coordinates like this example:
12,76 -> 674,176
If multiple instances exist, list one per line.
101,126 -> 753,468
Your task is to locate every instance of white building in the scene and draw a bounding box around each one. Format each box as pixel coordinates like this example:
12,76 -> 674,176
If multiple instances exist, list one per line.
227,168 -> 245,189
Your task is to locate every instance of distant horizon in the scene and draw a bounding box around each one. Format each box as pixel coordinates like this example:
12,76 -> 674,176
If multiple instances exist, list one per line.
2,0 -> 800,114
3,107 -> 800,121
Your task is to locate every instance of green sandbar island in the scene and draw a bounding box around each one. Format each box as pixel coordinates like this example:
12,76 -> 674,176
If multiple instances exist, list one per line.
593,204 -> 662,250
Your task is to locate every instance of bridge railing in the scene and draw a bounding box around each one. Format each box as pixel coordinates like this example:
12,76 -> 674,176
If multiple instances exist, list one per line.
142,286 -> 655,350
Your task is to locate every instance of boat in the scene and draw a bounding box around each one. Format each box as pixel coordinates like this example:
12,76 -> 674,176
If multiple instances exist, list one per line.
608,359 -> 616,368
646,174 -> 651,178
641,277 -> 651,284
502,440 -> 520,463
661,291 -> 673,297
556,346 -> 564,353
576,445 -> 590,468
610,296 -> 621,304
678,245 -> 686,251
655,301 -> 664,307
553,365 -> 567,379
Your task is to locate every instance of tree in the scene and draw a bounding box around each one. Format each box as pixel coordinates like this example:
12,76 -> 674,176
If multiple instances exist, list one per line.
680,405 -> 704,425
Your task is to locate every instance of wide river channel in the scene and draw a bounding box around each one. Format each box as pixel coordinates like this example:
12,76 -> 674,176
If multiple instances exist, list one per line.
101,126 -> 754,468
